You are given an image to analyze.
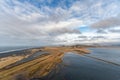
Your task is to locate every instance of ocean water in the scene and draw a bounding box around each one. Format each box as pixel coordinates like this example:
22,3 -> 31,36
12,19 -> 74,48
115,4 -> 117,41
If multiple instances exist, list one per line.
0,46 -> 34,53
88,47 -> 120,65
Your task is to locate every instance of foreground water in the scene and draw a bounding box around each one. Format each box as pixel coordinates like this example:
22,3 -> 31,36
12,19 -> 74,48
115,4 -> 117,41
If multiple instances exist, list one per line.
40,48 -> 120,80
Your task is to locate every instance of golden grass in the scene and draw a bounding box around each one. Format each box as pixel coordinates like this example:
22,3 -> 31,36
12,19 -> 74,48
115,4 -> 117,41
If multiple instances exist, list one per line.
0,55 -> 29,69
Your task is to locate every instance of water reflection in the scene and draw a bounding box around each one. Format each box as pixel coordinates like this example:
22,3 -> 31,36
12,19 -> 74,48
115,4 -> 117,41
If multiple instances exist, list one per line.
32,52 -> 120,80
60,52 -> 120,80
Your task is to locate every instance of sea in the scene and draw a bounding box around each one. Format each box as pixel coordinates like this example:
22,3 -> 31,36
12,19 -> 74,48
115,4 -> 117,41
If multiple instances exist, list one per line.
0,46 -> 34,54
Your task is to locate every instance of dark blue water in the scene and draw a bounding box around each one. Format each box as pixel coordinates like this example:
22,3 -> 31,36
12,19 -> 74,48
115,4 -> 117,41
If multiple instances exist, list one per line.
88,48 -> 120,65
0,46 -> 34,53
41,48 -> 120,80
62,52 -> 120,80
44,52 -> 120,80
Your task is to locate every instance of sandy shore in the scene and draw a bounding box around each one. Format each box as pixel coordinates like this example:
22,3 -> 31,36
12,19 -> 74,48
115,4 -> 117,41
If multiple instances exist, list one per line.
0,55 -> 29,69
0,48 -> 42,69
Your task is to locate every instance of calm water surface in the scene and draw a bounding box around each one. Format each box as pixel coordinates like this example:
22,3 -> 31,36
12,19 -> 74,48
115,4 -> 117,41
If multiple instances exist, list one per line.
40,49 -> 120,80
88,48 -> 120,65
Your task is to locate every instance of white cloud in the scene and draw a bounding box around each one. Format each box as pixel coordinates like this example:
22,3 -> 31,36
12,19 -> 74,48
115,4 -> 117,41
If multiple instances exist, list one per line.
0,0 -> 120,46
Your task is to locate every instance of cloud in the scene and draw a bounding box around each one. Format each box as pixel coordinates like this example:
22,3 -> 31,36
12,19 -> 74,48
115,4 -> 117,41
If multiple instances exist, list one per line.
91,36 -> 106,40
49,27 -> 80,36
96,29 -> 107,34
0,0 -> 120,46
0,1 -> 82,36
91,17 -> 120,28
109,28 -> 120,33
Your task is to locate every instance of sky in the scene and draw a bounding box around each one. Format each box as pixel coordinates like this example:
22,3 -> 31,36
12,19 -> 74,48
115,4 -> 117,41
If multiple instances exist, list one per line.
0,0 -> 120,46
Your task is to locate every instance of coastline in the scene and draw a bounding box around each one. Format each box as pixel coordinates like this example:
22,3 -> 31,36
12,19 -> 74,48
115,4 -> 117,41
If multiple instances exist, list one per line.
0,46 -> 120,80
0,46 -> 89,80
